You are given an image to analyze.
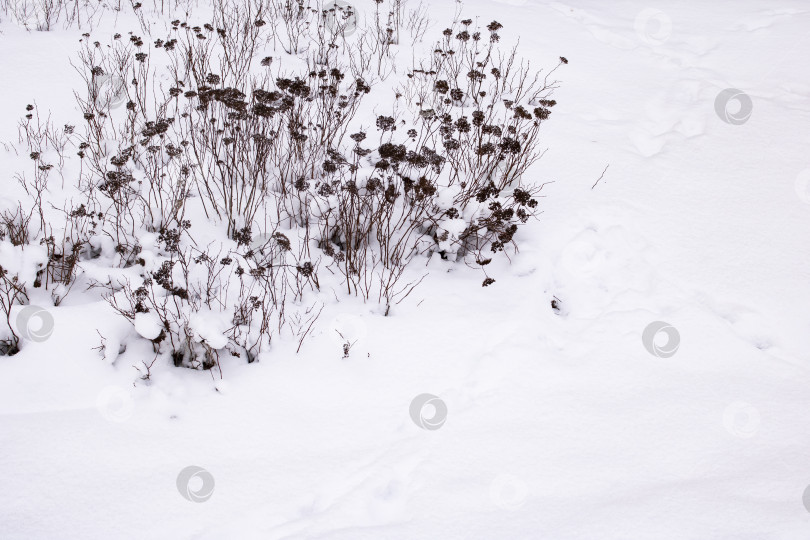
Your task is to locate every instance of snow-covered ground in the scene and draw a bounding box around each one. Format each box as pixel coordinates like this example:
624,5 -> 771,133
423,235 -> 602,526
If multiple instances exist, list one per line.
2,1 -> 810,538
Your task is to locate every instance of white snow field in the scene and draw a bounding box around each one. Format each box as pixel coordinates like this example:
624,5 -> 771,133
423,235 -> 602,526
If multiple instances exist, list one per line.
1,1 -> 810,539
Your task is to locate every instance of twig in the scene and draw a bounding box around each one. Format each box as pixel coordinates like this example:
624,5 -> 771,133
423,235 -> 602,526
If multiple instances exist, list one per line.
591,164 -> 609,189
296,303 -> 325,354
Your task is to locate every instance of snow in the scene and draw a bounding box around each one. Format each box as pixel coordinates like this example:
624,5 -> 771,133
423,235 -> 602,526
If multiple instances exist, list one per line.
134,312 -> 163,340
436,218 -> 467,257
2,1 -> 810,539
189,310 -> 229,350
